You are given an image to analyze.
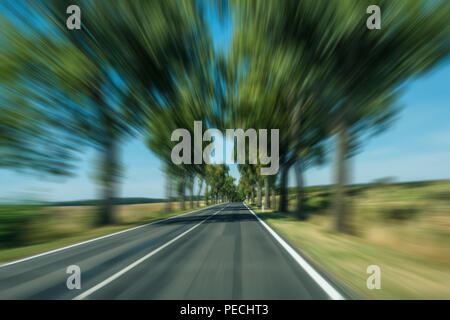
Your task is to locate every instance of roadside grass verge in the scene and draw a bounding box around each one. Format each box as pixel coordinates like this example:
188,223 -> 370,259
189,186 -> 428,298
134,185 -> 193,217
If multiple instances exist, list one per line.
249,180 -> 450,299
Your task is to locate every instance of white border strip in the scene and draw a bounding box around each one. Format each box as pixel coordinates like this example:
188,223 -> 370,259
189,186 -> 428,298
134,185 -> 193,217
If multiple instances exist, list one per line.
73,205 -> 227,300
243,202 -> 345,300
0,203 -> 224,268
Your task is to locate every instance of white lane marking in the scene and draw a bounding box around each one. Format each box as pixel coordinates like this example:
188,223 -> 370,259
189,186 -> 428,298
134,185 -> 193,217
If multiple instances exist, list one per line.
73,205 -> 228,300
0,203 -> 225,268
243,202 -> 345,300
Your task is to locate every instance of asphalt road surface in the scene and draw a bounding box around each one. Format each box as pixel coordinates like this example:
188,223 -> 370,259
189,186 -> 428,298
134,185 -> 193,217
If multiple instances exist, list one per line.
0,202 -> 347,300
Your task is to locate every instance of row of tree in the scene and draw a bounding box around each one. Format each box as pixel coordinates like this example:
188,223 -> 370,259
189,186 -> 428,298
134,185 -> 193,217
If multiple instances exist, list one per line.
1,1 -> 449,232
231,0 -> 449,231
1,1 -> 242,223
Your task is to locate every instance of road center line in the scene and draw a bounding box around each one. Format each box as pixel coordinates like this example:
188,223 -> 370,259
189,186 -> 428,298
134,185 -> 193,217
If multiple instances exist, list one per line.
243,202 -> 345,300
73,205 -> 228,300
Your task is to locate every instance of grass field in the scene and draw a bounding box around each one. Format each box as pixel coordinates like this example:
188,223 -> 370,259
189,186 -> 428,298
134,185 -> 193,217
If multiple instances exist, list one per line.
0,201 -> 212,263
252,180 -> 450,299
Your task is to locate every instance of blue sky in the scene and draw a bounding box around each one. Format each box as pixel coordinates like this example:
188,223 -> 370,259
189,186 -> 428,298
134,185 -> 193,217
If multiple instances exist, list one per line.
0,5 -> 449,202
302,63 -> 450,187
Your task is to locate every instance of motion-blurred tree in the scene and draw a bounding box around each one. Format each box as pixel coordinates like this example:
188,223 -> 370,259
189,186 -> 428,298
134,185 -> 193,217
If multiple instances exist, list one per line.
4,0 -> 205,224
232,0 -> 449,232
0,12 -> 84,176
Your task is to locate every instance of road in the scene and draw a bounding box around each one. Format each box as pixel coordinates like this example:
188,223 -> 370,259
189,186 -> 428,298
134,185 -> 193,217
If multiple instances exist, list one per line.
0,202 -> 346,300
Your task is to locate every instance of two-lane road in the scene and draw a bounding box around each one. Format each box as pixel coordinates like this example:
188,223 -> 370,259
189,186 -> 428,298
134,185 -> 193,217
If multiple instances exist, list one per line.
0,202 -> 346,300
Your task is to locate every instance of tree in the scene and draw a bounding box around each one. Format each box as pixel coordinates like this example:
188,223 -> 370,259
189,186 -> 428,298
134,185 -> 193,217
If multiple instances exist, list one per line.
0,11 -> 85,177
231,0 -> 331,213
25,0 -> 204,224
232,0 -> 449,231
323,0 -> 449,232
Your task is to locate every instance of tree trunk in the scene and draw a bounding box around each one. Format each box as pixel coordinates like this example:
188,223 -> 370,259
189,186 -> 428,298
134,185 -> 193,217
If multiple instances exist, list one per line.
272,188 -> 276,210
264,176 -> 270,209
189,177 -> 194,209
257,180 -> 262,207
197,179 -> 203,207
164,168 -> 172,212
179,178 -> 186,211
92,85 -> 118,226
295,161 -> 306,220
279,165 -> 289,212
98,131 -> 119,226
334,123 -> 350,232
205,184 -> 209,205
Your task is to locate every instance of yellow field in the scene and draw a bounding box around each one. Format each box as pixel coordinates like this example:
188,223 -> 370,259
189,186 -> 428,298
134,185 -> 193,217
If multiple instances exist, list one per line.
253,180 -> 450,299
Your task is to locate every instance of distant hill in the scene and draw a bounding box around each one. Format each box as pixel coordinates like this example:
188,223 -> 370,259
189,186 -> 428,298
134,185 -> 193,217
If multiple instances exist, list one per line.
50,197 -> 167,207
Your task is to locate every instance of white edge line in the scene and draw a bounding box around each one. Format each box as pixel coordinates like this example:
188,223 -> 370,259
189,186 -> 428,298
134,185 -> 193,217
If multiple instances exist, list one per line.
73,205 -> 227,300
243,202 -> 345,300
0,203 -> 225,268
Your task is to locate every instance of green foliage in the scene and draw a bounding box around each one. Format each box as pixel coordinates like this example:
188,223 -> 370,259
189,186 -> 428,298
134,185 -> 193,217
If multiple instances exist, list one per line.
0,206 -> 41,248
304,192 -> 330,215
1,0 -> 215,224
380,207 -> 420,221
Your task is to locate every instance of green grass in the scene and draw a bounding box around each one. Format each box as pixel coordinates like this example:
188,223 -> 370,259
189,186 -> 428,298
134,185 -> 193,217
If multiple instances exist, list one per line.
0,201 -> 216,263
251,179 -> 450,299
